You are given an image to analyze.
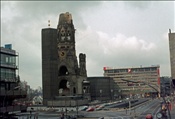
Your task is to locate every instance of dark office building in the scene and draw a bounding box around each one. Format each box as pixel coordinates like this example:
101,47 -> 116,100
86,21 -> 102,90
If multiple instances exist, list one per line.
160,77 -> 172,96
42,12 -> 89,106
0,44 -> 27,117
87,77 -> 118,101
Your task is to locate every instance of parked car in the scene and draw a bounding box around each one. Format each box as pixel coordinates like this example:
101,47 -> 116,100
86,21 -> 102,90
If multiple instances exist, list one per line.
96,104 -> 105,111
79,106 -> 88,111
86,106 -> 95,112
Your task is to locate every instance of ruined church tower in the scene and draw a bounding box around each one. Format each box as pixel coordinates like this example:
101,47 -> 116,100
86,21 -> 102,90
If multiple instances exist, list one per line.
42,12 -> 88,106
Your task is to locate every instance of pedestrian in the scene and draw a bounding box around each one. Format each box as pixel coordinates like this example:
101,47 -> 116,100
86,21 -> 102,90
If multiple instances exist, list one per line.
29,110 -> 32,119
34,112 -> 38,119
61,112 -> 64,119
162,103 -> 167,111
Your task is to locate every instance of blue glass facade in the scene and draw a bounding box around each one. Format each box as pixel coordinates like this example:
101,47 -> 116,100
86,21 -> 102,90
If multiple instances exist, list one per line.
0,46 -> 19,89
0,45 -> 27,115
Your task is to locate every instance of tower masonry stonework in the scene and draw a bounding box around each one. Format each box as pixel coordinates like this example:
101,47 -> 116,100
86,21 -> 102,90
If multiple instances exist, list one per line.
42,12 -> 89,106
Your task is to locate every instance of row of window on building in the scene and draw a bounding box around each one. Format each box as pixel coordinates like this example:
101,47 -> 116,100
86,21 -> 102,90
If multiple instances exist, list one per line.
104,67 -> 159,73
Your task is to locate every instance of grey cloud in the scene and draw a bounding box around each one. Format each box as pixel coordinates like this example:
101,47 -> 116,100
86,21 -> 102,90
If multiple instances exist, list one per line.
1,1 -> 174,88
124,1 -> 153,10
13,1 -> 102,29
1,1 -> 103,88
76,27 -> 171,78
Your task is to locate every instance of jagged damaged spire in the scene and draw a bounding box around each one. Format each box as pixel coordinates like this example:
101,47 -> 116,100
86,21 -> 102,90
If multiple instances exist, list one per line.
58,12 -> 73,25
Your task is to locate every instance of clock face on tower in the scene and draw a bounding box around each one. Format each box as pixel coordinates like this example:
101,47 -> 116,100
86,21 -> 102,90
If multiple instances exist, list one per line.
59,51 -> 66,58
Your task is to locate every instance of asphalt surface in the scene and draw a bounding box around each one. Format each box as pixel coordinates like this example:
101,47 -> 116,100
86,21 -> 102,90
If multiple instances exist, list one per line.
15,98 -> 175,119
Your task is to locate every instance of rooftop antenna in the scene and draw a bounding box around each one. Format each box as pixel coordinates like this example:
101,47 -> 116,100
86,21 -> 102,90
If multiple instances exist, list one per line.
48,20 -> 50,28
169,29 -> 171,33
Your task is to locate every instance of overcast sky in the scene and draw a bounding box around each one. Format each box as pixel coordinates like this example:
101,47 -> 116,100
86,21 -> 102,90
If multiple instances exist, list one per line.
1,1 -> 174,89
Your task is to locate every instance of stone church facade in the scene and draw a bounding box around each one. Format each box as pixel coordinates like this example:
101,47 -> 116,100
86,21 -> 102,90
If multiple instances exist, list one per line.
42,12 -> 89,106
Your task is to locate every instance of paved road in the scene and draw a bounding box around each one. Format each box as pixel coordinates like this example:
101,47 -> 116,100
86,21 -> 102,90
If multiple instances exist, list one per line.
16,98 -> 175,119
130,99 -> 160,118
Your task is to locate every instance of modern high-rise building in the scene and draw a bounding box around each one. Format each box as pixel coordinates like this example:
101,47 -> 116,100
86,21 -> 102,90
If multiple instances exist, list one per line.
103,65 -> 160,98
0,44 -> 27,117
168,29 -> 175,87
42,12 -> 89,106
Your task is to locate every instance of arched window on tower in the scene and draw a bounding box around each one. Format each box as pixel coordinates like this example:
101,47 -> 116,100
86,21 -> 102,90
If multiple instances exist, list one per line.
59,66 -> 69,76
59,79 -> 70,96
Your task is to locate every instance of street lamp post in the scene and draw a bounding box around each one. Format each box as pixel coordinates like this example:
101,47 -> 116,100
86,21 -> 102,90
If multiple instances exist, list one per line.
118,89 -> 121,99
83,88 -> 86,98
76,97 -> 79,117
100,89 -> 102,100
111,89 -> 113,100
